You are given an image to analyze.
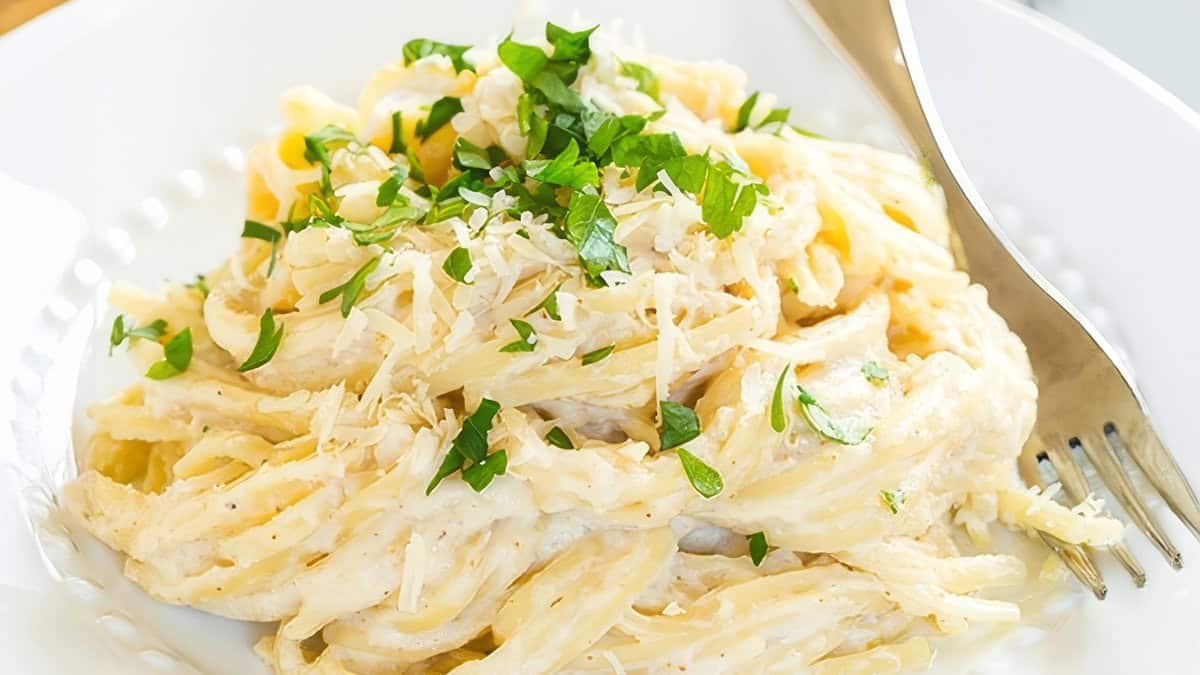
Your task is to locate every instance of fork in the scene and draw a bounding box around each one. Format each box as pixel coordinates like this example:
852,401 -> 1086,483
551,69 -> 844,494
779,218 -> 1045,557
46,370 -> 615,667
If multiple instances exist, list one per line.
801,0 -> 1200,598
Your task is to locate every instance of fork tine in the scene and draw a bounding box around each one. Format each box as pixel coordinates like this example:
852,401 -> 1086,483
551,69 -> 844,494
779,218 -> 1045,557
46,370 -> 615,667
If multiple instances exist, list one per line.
1073,435 -> 1182,570
1039,532 -> 1106,600
1042,443 -> 1146,586
1109,420 -> 1200,543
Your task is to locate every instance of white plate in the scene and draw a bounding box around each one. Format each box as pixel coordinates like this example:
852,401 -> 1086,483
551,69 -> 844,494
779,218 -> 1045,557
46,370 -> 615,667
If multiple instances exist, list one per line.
1,0 -> 1198,673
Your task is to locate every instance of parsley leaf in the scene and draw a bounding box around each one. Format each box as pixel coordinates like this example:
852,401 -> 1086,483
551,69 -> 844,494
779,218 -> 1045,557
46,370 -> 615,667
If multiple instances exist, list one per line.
701,161 -> 767,238
452,137 -> 496,171
426,398 -> 502,494
791,124 -> 826,140
862,361 -> 889,385
454,398 -> 501,463
545,23 -> 596,74
581,344 -> 615,366
523,138 -> 598,189
733,91 -> 759,132
517,93 -> 549,157
499,319 -> 537,353
241,220 -> 282,276
126,319 -> 168,342
427,449 -> 466,496
747,531 -> 768,566
303,125 -> 357,167
145,327 -> 192,380
187,274 -> 209,298
499,29 -> 588,115
659,154 -> 709,194
880,489 -> 906,514
531,70 -> 585,112
770,365 -> 789,433
388,111 -> 406,154
677,448 -> 723,498
544,426 -> 574,449
415,96 -> 463,140
795,385 -> 871,445
406,144 -> 426,183
612,132 -> 691,192
402,38 -> 474,73
563,191 -> 630,286
620,61 -> 660,101
442,247 -> 473,284
241,220 -> 281,243
498,36 -> 549,81
318,256 -> 381,318
659,400 -> 701,450
462,450 -> 508,492
757,107 -> 791,131
525,284 -> 562,320
237,308 -> 284,372
109,315 -> 167,355
582,109 -> 646,159
376,164 -> 410,207
612,132 -> 686,170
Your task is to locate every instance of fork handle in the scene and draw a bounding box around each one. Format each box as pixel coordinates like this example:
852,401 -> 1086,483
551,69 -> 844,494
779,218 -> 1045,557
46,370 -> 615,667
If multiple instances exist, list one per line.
801,0 -> 1065,323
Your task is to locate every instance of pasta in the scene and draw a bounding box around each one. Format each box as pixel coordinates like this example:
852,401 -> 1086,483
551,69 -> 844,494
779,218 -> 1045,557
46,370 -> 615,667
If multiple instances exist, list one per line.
65,23 -> 1123,674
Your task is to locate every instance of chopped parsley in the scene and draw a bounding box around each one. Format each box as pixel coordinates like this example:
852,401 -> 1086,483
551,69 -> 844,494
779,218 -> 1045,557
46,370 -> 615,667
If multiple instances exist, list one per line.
376,164 -> 410,207
145,327 -> 192,380
498,35 -> 551,82
770,365 -> 789,433
785,277 -> 800,295
406,144 -> 426,183
545,23 -> 596,74
564,191 -> 630,286
426,398 -> 504,494
659,400 -> 701,450
677,448 -> 723,498
415,96 -> 463,140
522,138 -> 599,189
756,107 -> 791,132
544,426 -> 574,449
461,450 -> 508,492
318,256 -> 381,318
524,284 -> 562,320
499,319 -> 537,353
733,92 -> 759,132
240,220 -> 281,243
388,111 -> 406,154
187,274 -> 210,298
795,385 -> 871,445
862,361 -> 889,385
237,308 -> 284,372
612,132 -> 686,189
109,315 -> 167,355
880,489 -> 906,514
442,247 -> 473,284
241,220 -> 282,276
620,61 -> 660,101
453,137 -> 506,171
702,161 -> 768,238
402,38 -> 474,73
747,531 -> 768,566
516,93 -> 549,157
303,125 -> 357,168
581,344 -> 615,366
582,108 -> 647,160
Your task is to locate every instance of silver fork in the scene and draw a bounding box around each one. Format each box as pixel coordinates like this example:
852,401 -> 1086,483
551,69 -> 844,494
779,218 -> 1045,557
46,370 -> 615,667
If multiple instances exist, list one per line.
801,0 -> 1200,597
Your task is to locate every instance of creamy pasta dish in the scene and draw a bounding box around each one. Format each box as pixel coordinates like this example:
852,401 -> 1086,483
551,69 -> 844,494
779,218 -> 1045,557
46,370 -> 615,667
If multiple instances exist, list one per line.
65,23 -> 1123,675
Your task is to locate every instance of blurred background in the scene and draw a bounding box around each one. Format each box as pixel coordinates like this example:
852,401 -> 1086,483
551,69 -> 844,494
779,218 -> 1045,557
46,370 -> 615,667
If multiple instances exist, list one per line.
9,0 -> 1196,111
